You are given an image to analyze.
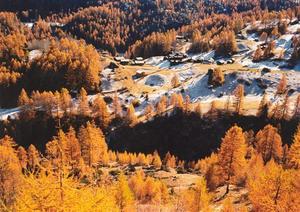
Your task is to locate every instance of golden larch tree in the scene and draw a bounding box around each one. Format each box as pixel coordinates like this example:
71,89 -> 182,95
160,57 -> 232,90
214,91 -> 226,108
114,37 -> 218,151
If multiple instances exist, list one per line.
0,136 -> 22,207
59,88 -> 72,115
233,84 -> 244,115
66,127 -> 82,168
18,88 -> 30,106
115,173 -> 135,211
171,74 -> 180,88
113,92 -> 122,119
126,103 -> 138,127
255,124 -> 283,164
277,74 -> 287,95
184,95 -> 191,113
144,104 -> 154,120
248,160 -> 300,212
195,102 -> 202,116
17,146 -> 28,170
27,144 -> 40,172
78,87 -> 89,116
218,125 -> 247,195
184,177 -> 212,212
78,122 -> 108,166
152,151 -> 162,169
156,96 -> 167,116
92,94 -> 111,128
288,125 -> 300,168
222,198 -> 235,212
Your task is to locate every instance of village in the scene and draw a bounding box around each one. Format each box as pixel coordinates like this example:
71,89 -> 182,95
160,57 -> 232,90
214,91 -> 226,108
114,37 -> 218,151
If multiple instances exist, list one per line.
1,18 -> 300,122
95,19 -> 300,122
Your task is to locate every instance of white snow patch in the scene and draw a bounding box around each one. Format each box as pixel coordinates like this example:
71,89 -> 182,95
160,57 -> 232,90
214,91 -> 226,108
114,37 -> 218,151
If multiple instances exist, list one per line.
145,56 -> 164,66
145,75 -> 166,87
288,23 -> 300,33
28,50 -> 43,61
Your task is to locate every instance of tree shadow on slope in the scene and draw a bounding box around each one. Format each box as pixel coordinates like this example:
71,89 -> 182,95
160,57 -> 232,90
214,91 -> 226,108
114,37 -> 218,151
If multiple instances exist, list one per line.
109,111 -> 299,161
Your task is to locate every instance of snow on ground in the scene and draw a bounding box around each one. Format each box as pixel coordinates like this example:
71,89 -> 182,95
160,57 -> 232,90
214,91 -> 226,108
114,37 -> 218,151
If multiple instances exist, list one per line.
185,70 -> 300,102
178,68 -> 195,82
191,50 -> 215,61
276,34 -> 293,49
170,63 -> 193,71
157,60 -> 171,69
0,108 -> 21,120
102,68 -> 113,77
241,58 -> 287,70
288,23 -> 300,33
247,33 -> 259,41
145,75 -> 166,87
1,20 -> 300,121
186,73 -> 259,101
145,56 -> 165,66
24,22 -> 34,29
28,50 -> 43,61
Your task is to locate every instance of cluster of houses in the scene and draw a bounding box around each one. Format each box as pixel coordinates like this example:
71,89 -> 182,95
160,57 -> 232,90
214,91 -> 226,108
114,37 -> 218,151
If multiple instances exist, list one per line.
165,52 -> 191,65
114,56 -> 145,66
165,51 -> 235,65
